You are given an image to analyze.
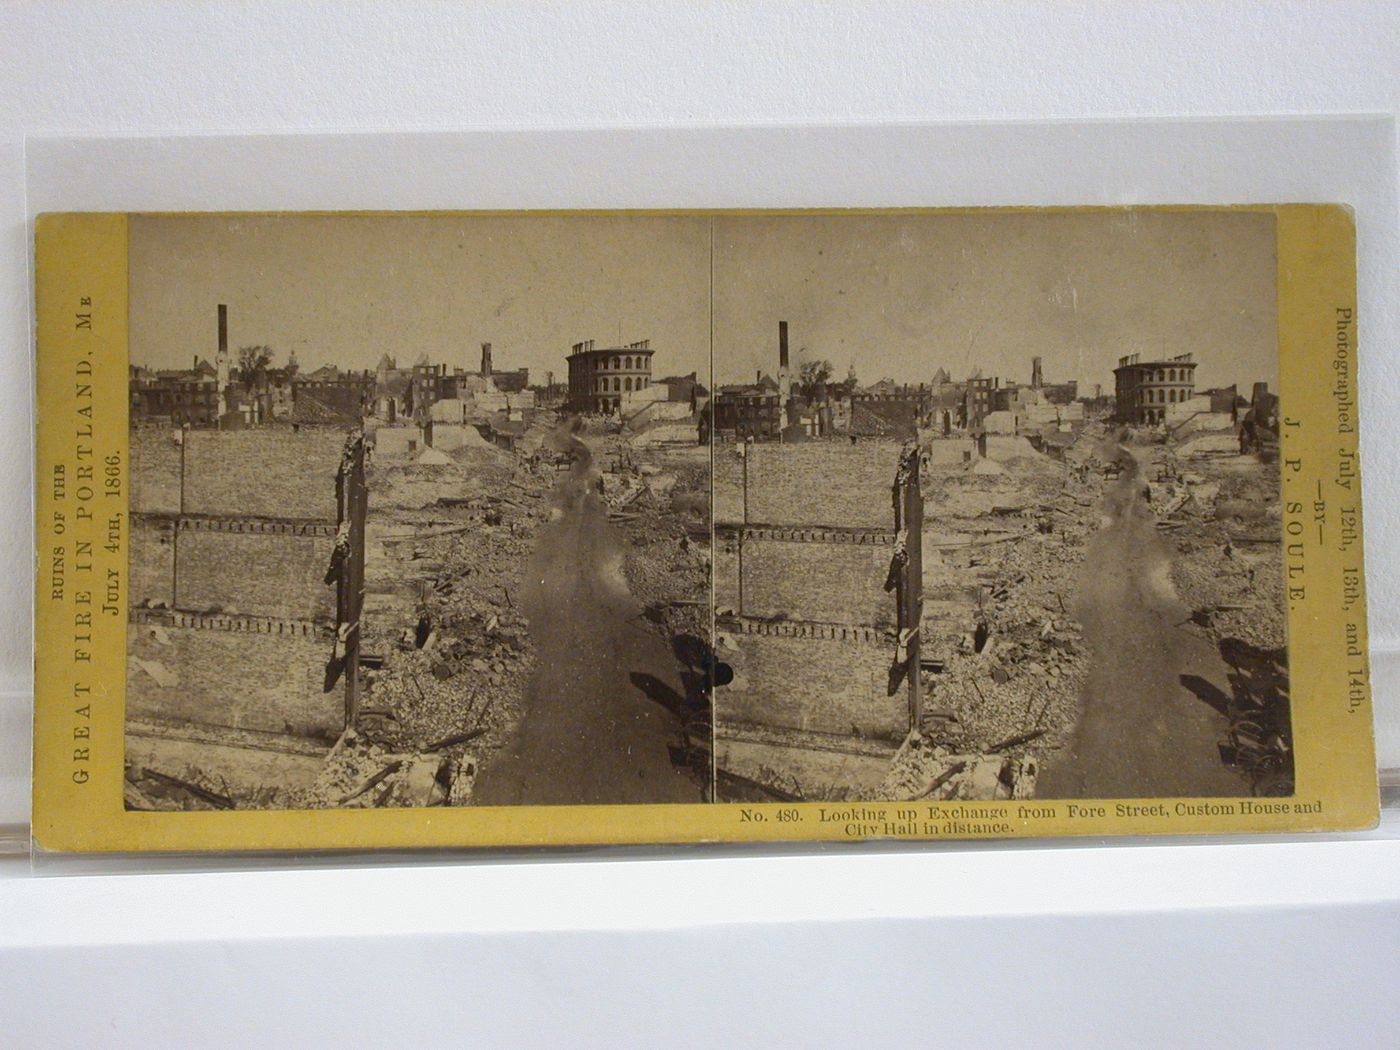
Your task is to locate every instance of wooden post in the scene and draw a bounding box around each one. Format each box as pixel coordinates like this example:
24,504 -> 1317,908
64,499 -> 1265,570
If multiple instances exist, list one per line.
894,443 -> 924,733
738,445 -> 748,617
336,433 -> 368,729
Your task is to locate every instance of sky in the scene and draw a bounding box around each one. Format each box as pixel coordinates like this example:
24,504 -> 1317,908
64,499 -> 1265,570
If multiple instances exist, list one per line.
128,213 -> 713,383
130,210 -> 1279,398
712,210 -> 1279,396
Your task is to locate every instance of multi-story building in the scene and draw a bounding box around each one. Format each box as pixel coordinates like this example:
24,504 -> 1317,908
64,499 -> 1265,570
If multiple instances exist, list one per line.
963,375 -> 997,429
1113,352 -> 1197,425
130,361 -> 220,425
712,382 -> 782,440
566,338 -> 655,414
292,365 -> 375,424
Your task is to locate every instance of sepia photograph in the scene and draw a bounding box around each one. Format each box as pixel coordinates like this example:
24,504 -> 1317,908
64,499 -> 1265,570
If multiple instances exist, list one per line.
117,208 -> 1294,813
710,210 -> 1289,803
122,213 -> 714,811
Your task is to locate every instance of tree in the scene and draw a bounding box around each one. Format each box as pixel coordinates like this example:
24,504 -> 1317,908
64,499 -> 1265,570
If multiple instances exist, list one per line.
797,357 -> 834,401
237,345 -> 274,383
824,360 -> 858,399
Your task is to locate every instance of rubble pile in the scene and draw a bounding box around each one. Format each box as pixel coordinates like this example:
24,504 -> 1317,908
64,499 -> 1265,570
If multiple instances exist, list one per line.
123,758 -> 304,811
607,448 -> 712,647
304,417 -> 711,807
903,432 -> 1108,791
302,728 -> 468,808
876,739 -> 1039,802
1156,449 -> 1286,651
857,428 -> 1117,801
346,440 -> 553,796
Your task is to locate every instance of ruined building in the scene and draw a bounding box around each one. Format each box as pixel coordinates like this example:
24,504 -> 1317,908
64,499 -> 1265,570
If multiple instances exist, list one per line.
565,338 -> 655,414
1113,352 -> 1197,425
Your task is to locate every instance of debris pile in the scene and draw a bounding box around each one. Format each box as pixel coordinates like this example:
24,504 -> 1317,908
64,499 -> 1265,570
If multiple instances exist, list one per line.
303,728 -> 469,808
901,430 -> 1108,792
338,413 -> 710,804
877,737 -> 1040,802
1155,449 -> 1286,651
607,450 -> 712,646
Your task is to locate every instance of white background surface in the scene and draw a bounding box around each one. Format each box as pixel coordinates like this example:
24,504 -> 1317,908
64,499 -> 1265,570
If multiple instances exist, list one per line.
3,3 -> 1400,1047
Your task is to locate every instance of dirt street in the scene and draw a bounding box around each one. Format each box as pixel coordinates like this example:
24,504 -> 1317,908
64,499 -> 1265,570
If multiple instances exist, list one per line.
471,432 -> 704,806
1039,439 -> 1248,799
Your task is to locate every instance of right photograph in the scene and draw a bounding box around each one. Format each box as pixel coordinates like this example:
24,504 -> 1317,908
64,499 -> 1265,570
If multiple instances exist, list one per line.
709,209 -> 1288,803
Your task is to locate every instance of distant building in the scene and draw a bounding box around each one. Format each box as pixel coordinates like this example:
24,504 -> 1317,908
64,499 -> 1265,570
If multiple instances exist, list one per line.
292,365 -> 374,425
964,376 -> 998,429
130,361 -> 219,425
566,338 -> 655,414
1114,353 -> 1197,425
713,383 -> 781,440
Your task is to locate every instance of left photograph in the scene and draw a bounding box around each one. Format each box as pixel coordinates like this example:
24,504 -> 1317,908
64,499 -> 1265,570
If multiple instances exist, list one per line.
123,214 -> 714,810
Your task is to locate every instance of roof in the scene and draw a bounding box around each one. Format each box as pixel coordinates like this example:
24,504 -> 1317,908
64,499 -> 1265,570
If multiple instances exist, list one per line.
1115,358 -> 1197,372
567,345 -> 655,361
292,389 -> 363,425
716,384 -> 778,400
658,373 -> 708,401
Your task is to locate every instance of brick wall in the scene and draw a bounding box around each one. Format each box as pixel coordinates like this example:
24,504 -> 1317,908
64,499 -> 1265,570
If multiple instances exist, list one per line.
131,427 -> 347,519
713,441 -> 903,527
127,623 -> 340,741
718,633 -> 903,740
130,428 -> 182,514
183,429 -> 346,519
715,538 -> 893,626
175,528 -> 334,621
130,518 -> 175,608
127,427 -> 348,745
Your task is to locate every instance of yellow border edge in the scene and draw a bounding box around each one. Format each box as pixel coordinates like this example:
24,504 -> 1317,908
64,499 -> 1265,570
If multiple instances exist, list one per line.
30,206 -> 1377,853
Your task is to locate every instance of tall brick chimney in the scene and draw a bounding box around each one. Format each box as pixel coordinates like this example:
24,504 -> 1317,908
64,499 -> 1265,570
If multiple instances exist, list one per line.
481,341 -> 493,378
1031,356 -> 1043,390
777,320 -> 792,431
215,303 -> 230,418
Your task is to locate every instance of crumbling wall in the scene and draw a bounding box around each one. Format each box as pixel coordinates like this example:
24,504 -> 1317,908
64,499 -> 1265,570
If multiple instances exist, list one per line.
713,439 -> 913,762
128,428 -> 350,753
128,623 -> 340,741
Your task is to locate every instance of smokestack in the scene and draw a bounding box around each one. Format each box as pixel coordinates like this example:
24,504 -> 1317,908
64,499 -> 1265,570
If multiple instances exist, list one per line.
779,321 -> 789,370
481,341 -> 493,378
214,304 -> 230,421
1031,356 -> 1043,390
